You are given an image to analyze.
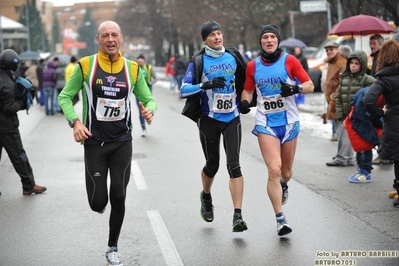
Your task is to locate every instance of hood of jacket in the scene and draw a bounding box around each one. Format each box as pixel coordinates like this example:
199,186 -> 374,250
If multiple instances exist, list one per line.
342,50 -> 368,77
375,65 -> 399,77
46,61 -> 57,69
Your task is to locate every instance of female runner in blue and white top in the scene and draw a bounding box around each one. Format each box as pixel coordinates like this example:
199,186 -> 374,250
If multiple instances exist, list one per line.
240,24 -> 314,236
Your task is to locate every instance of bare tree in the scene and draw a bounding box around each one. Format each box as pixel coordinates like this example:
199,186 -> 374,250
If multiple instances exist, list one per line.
373,0 -> 399,26
116,0 -> 397,65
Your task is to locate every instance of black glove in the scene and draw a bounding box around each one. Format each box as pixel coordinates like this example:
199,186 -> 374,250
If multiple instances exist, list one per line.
280,81 -> 301,97
201,77 -> 226,90
371,117 -> 383,129
240,100 -> 251,114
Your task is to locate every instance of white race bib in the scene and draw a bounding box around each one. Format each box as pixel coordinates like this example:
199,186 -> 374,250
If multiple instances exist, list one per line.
260,94 -> 286,114
96,97 -> 126,121
213,92 -> 236,113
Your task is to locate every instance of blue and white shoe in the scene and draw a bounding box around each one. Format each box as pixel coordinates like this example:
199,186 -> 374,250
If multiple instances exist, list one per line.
277,218 -> 292,236
348,169 -> 371,183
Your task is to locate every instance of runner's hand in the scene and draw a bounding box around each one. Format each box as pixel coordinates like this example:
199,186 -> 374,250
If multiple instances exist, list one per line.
280,81 -> 301,97
240,100 -> 251,114
201,77 -> 226,90
139,102 -> 154,123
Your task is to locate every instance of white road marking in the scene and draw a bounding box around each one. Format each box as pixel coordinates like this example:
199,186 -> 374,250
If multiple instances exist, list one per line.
132,160 -> 148,190
147,210 -> 183,266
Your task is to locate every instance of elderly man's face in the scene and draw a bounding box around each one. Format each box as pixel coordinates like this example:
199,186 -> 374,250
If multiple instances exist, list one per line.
325,47 -> 339,60
96,21 -> 123,61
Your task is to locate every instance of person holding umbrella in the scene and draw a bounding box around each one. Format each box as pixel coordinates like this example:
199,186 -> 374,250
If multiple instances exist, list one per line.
369,34 -> 384,77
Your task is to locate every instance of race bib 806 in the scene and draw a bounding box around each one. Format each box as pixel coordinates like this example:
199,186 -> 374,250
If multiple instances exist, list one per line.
260,94 -> 286,114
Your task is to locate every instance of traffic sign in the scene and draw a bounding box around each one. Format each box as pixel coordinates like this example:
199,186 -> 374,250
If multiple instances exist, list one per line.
300,1 -> 327,13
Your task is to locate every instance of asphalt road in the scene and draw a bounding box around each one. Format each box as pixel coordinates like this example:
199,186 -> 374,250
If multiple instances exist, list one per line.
1,73 -> 398,266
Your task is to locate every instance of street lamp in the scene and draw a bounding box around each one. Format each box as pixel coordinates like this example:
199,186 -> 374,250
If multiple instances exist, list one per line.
25,0 -> 31,51
288,11 -> 300,38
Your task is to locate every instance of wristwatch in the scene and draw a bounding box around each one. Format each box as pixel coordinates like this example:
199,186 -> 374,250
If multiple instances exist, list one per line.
298,85 -> 303,93
68,118 -> 80,128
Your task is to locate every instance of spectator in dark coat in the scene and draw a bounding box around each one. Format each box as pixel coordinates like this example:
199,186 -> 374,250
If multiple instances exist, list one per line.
174,54 -> 189,90
363,40 -> 399,207
42,61 -> 57,115
54,60 -> 66,112
293,47 -> 308,105
36,59 -> 46,106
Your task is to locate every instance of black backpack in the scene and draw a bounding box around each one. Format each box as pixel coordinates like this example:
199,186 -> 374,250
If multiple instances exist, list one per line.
181,47 -> 256,122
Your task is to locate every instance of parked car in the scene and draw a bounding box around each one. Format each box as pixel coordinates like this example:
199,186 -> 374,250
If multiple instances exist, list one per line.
302,47 -> 318,58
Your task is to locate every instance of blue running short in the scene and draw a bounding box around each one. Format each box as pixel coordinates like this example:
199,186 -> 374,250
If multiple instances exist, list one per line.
252,121 -> 300,144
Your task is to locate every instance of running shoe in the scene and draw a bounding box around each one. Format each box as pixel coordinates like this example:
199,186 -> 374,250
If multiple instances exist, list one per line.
281,182 -> 289,205
232,213 -> 248,232
277,218 -> 292,236
106,247 -> 123,266
23,184 -> 47,195
200,191 -> 214,222
348,169 -> 371,183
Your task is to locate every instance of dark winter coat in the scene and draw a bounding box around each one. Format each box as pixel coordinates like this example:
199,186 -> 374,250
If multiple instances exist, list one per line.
0,69 -> 24,133
174,56 -> 189,76
36,63 -> 44,88
42,62 -> 57,88
363,65 -> 399,160
54,65 -> 66,90
369,49 -> 380,77
336,50 -> 376,121
349,87 -> 381,147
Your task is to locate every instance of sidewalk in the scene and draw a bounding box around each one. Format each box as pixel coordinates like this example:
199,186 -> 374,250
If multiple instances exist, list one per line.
297,92 -> 326,114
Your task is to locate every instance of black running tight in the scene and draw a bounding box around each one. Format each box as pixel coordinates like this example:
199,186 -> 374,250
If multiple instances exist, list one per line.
198,115 -> 242,178
84,141 -> 132,247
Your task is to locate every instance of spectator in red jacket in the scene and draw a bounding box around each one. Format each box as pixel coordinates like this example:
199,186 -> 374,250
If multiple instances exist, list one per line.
165,56 -> 177,93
